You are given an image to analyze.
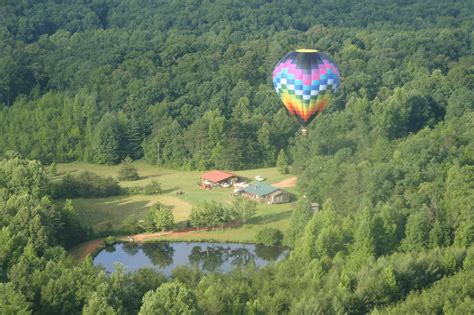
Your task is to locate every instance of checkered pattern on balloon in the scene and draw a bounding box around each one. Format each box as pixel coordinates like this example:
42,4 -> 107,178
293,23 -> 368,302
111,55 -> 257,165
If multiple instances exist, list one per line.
272,51 -> 340,127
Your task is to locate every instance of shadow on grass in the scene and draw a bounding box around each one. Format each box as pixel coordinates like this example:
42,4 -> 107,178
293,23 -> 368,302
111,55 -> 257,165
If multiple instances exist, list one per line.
288,193 -> 298,202
77,198 -> 152,231
139,172 -> 173,180
161,187 -> 180,194
247,210 -> 292,225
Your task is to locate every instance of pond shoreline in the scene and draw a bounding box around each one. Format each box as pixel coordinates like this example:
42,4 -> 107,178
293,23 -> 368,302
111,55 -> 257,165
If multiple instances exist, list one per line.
93,241 -> 289,276
69,223 -> 276,261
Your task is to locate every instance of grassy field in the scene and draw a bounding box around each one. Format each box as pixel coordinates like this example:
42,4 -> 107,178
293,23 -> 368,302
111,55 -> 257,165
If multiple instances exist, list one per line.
53,162 -> 297,241
160,203 -> 294,243
58,194 -> 193,231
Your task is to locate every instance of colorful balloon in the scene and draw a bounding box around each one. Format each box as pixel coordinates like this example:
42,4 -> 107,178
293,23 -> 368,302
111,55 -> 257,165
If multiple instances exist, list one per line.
272,49 -> 340,130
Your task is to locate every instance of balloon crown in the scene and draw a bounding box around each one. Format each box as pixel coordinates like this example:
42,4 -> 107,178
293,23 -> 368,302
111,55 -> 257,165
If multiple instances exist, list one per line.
295,49 -> 319,52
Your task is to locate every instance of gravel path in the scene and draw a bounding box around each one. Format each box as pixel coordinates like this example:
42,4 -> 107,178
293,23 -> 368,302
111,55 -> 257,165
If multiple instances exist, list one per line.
272,176 -> 297,188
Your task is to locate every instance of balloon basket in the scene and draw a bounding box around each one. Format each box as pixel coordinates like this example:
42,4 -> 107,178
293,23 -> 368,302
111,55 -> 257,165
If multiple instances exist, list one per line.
301,128 -> 308,137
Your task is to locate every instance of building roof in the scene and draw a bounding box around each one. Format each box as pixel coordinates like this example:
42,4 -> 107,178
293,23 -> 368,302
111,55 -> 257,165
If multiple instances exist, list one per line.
243,183 -> 280,197
201,170 -> 236,183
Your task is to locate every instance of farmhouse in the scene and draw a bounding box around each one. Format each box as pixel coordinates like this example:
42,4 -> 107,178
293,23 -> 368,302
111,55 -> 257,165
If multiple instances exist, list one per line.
242,183 -> 290,204
200,170 -> 240,188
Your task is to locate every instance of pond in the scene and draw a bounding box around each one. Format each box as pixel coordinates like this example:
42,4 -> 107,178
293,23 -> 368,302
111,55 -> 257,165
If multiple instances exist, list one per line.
94,242 -> 288,276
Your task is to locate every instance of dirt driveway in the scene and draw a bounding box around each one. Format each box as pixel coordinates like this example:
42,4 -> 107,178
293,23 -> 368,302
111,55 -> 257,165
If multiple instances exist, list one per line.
272,176 -> 297,188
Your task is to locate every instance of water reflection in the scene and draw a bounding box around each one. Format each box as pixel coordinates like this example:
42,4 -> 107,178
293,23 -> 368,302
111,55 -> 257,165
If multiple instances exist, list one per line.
229,247 -> 255,267
94,242 -> 288,276
122,242 -> 139,256
255,244 -> 285,261
142,243 -> 175,268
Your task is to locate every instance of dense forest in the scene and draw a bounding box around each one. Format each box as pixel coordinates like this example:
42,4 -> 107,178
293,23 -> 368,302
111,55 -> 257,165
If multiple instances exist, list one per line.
1,0 -> 473,314
0,0 -> 472,169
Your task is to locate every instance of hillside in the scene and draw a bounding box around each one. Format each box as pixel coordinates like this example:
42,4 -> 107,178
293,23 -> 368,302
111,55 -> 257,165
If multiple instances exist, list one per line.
0,0 -> 473,314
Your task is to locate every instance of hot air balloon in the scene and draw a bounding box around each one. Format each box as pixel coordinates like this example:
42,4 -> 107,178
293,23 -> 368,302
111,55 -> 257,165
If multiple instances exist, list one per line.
272,49 -> 340,135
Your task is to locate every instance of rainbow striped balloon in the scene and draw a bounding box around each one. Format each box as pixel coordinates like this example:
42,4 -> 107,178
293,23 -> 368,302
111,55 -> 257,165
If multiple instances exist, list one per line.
273,49 -> 340,127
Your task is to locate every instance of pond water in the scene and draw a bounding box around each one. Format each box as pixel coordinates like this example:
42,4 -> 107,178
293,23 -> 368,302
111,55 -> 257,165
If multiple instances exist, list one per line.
94,242 -> 288,276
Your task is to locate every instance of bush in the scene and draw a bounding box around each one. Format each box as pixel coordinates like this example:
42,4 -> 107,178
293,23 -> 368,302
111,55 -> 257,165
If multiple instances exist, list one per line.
50,162 -> 57,176
104,236 -> 117,247
121,215 -> 146,234
190,201 -> 233,231
52,171 -> 121,198
118,157 -> 139,180
143,180 -> 162,195
255,228 -> 284,246
143,203 -> 174,232
151,203 -> 174,232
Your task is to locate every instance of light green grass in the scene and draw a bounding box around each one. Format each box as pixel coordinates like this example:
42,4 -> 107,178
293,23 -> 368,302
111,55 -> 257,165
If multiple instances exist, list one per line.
161,203 -> 295,243
57,194 -> 192,231
53,162 -> 297,240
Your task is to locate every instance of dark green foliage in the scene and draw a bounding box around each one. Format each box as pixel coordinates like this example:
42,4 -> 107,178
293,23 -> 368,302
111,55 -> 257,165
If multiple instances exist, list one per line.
284,198 -> 313,246
1,0 -> 471,170
53,171 -> 121,198
255,228 -> 284,246
378,267 -> 474,314
94,113 -> 123,165
0,1 -> 472,314
126,118 -> 145,160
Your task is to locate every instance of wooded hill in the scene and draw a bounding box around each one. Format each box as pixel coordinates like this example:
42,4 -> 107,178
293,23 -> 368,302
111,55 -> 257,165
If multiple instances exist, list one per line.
0,0 -> 472,169
0,0 -> 473,313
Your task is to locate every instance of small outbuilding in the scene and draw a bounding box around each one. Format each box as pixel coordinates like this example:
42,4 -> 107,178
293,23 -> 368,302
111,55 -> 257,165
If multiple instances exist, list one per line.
242,183 -> 290,204
200,170 -> 240,189
311,202 -> 320,212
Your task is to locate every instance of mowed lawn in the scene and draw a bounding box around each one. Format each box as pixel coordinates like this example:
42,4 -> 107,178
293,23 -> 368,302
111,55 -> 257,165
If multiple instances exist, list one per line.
59,194 -> 193,231
161,203 -> 294,243
53,162 -> 297,240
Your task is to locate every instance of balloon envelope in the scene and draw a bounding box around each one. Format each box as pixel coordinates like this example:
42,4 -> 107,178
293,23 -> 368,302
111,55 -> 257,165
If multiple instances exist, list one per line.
272,49 -> 340,127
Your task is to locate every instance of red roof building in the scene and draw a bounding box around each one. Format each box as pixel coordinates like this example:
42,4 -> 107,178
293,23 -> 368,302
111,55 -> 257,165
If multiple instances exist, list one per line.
201,170 -> 236,184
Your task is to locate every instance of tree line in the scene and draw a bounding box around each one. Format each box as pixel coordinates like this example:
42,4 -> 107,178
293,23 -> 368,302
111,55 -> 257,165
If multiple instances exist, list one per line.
0,0 -> 472,170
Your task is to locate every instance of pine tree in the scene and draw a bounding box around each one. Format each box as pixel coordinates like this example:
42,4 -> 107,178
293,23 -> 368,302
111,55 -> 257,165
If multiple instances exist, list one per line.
285,198 -> 313,246
118,157 -> 139,181
126,118 -> 144,160
50,162 -> 57,176
94,113 -> 122,164
276,149 -> 289,174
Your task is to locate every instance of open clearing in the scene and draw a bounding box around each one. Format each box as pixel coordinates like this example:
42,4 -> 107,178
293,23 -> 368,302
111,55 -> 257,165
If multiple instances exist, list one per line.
273,176 -> 297,188
71,202 -> 294,259
54,162 -> 297,256
60,194 -> 192,231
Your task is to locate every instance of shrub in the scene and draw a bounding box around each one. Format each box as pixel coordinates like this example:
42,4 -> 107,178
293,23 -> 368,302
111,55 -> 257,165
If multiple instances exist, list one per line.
118,157 -> 139,180
151,203 -> 174,232
52,171 -> 121,198
104,236 -> 117,247
143,180 -> 162,195
255,228 -> 284,246
50,162 -> 57,176
144,203 -> 174,232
